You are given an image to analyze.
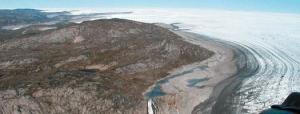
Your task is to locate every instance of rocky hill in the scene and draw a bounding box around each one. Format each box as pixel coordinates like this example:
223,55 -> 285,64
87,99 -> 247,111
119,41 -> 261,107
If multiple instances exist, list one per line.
0,19 -> 213,114
0,9 -> 50,26
0,9 -> 132,42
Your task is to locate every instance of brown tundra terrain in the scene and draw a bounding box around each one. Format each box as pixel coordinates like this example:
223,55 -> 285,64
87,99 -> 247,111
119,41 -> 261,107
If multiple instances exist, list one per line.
0,19 -> 213,114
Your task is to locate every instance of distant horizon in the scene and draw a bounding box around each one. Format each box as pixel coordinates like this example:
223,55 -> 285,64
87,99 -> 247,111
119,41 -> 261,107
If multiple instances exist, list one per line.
2,8 -> 300,16
1,0 -> 300,14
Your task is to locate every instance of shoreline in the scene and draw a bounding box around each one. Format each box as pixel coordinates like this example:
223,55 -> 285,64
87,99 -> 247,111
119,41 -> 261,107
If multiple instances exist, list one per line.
145,28 -> 243,114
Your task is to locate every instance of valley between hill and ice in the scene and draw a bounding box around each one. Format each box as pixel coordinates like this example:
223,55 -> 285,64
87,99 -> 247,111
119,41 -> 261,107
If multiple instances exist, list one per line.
109,9 -> 300,113
45,8 -> 300,113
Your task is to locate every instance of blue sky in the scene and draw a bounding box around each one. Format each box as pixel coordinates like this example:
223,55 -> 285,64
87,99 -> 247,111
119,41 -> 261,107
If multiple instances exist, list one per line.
1,0 -> 300,13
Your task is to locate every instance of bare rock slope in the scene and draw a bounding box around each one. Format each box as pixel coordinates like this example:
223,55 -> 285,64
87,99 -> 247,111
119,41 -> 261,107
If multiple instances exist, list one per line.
0,19 -> 213,114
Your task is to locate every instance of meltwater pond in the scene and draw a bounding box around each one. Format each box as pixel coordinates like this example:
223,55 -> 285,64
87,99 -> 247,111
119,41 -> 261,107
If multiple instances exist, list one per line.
145,64 -> 209,98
